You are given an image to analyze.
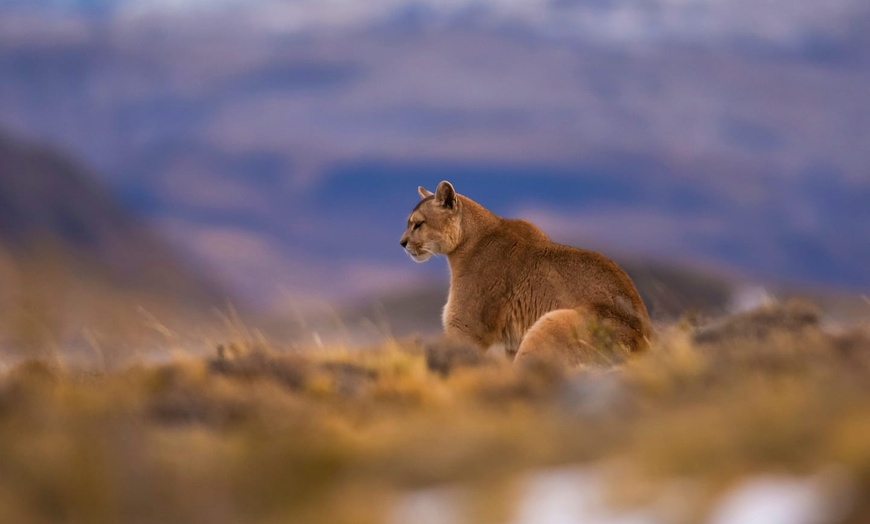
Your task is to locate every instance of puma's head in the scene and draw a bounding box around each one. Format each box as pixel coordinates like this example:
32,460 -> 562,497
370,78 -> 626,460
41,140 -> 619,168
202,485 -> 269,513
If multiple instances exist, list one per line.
399,180 -> 462,262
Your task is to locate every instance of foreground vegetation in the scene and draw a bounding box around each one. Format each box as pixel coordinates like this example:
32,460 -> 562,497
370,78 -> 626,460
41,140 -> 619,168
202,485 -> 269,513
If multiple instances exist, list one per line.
0,300 -> 869,523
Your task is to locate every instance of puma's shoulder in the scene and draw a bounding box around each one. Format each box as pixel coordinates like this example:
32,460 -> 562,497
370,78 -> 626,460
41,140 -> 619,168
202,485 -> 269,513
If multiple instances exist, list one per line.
499,218 -> 550,244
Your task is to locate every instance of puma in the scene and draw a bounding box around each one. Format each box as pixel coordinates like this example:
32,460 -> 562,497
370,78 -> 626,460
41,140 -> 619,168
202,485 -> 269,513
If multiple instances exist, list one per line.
400,181 -> 651,367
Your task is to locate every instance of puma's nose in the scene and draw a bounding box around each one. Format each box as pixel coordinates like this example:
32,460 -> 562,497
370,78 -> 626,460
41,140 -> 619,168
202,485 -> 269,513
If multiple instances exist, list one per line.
400,238 -> 408,248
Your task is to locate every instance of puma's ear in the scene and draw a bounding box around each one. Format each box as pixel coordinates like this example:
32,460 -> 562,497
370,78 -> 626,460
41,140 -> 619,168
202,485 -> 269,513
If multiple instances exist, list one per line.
418,186 -> 434,199
435,180 -> 456,209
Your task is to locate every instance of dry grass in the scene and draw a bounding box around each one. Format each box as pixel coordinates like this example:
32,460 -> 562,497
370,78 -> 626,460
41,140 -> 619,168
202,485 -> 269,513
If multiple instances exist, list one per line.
0,301 -> 869,523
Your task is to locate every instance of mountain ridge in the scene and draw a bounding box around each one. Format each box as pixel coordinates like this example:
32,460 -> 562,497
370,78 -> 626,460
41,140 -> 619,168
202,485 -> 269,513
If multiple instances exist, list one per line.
0,131 -> 223,306
1,4 -> 868,305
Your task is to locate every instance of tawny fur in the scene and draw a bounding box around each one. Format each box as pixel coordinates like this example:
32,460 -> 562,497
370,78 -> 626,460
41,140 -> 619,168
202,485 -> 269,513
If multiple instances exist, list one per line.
400,181 -> 651,367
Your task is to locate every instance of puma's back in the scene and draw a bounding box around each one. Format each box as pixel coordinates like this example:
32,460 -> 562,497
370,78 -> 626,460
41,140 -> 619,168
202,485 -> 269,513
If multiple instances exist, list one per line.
400,181 -> 651,367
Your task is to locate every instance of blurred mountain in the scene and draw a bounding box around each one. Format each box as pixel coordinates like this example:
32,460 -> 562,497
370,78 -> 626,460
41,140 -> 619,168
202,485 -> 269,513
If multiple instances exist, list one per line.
328,256 -> 869,347
0,1 -> 868,307
0,131 -> 222,306
333,258 -> 741,341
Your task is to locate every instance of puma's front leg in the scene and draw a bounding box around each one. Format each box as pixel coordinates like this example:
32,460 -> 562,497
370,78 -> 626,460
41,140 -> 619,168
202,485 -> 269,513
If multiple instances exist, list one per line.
442,323 -> 490,352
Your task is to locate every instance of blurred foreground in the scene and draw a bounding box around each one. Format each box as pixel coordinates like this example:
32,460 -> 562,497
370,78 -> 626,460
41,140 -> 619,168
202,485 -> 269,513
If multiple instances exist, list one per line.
1,301 -> 869,524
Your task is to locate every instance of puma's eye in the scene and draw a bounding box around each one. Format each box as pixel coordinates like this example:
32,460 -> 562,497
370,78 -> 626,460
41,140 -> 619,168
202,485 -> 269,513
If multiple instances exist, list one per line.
413,221 -> 424,231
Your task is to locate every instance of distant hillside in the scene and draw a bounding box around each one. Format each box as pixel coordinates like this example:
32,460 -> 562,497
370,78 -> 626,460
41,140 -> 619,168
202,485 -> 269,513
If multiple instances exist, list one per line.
327,257 -> 868,346
1,6 -> 869,303
0,132 -> 222,301
330,261 -> 739,341
0,133 -> 227,360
